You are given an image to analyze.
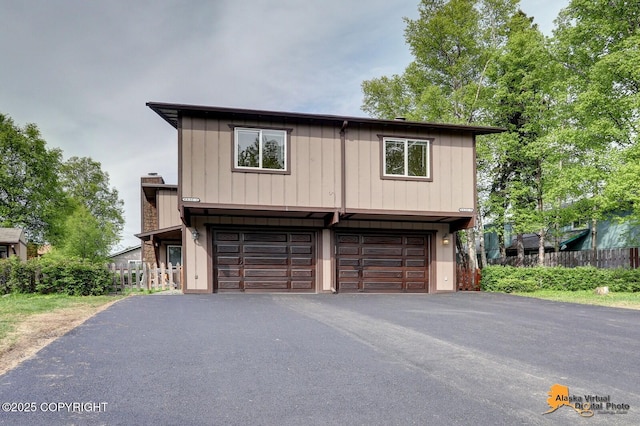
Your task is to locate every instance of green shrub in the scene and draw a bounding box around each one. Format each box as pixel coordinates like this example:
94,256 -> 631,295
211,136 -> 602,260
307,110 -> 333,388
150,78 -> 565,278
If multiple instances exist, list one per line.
481,265 -> 640,292
0,257 -> 112,296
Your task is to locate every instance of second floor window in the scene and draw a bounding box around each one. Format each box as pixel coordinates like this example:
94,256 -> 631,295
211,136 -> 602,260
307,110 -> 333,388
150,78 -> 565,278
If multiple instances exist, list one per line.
383,137 -> 431,179
234,128 -> 287,171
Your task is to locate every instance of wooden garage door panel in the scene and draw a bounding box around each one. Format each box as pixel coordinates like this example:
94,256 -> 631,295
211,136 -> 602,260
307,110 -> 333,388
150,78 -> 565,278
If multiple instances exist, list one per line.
217,268 -> 240,277
363,270 -> 403,278
244,281 -> 289,289
243,233 -> 287,242
218,281 -> 241,289
291,281 -> 313,289
244,245 -> 288,254
362,247 -> 403,256
337,232 -> 430,293
213,230 -> 315,292
244,269 -> 288,277
244,257 -> 289,265
362,259 -> 403,267
407,282 -> 427,290
362,236 -> 403,244
363,281 -> 404,291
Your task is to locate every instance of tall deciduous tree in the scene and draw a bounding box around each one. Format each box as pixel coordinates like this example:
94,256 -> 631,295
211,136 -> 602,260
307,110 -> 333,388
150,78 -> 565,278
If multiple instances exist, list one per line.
57,156 -> 125,254
60,204 -> 115,261
552,0 -> 640,251
484,11 -> 559,265
0,114 -> 67,243
362,0 -> 518,268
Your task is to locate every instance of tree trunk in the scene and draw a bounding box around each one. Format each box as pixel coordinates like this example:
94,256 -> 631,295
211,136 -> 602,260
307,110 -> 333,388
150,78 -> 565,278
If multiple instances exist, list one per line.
466,228 -> 478,270
591,217 -> 598,266
538,229 -> 545,266
456,231 -> 467,269
478,214 -> 487,268
536,162 -> 545,267
498,233 -> 506,265
516,233 -> 525,267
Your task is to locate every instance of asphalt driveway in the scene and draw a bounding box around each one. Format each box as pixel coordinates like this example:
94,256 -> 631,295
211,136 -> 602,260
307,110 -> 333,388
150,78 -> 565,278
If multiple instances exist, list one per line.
0,293 -> 639,425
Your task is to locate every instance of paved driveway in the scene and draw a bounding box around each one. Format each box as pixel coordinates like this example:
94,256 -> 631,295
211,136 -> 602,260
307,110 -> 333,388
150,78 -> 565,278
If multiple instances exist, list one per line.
0,293 -> 639,425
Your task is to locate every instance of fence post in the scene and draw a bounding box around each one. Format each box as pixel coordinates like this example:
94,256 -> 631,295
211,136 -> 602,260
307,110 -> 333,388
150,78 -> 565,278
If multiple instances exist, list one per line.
119,264 -> 125,292
167,262 -> 174,289
159,262 -> 165,290
127,265 -> 132,291
145,262 -> 152,290
109,263 -> 116,293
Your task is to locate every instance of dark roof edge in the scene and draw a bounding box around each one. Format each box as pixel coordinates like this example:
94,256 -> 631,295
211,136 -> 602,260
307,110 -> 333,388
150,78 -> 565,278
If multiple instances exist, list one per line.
146,102 -> 506,135
141,183 -> 178,190
135,225 -> 183,240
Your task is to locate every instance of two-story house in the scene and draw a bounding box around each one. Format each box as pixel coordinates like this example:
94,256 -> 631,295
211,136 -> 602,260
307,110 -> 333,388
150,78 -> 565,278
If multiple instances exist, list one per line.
144,102 -> 503,294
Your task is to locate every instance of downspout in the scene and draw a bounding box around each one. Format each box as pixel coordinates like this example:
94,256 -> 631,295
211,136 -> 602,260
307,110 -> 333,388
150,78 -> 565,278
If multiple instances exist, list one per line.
340,120 -> 348,216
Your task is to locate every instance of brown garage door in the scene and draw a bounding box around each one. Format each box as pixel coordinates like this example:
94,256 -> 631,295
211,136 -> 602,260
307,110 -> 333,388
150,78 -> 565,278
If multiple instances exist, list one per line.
213,230 -> 315,292
336,232 -> 430,293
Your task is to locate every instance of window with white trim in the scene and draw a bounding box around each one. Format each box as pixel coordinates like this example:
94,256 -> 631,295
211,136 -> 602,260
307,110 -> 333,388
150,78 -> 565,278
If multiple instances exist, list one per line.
383,137 -> 430,178
234,127 -> 287,171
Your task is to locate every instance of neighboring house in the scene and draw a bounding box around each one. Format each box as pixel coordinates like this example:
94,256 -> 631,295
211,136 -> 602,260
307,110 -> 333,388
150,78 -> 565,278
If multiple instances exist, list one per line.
0,228 -> 27,261
483,213 -> 640,260
108,245 -> 142,267
144,102 -> 503,294
135,174 -> 182,267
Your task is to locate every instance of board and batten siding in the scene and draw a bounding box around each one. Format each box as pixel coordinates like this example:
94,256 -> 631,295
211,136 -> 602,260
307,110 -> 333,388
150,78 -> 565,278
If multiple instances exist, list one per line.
344,125 -> 475,213
181,117 -> 341,209
157,189 -> 180,229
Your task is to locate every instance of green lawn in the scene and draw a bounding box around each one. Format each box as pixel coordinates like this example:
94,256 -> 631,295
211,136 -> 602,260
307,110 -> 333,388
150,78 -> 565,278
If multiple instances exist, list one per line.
0,293 -> 123,342
511,290 -> 640,309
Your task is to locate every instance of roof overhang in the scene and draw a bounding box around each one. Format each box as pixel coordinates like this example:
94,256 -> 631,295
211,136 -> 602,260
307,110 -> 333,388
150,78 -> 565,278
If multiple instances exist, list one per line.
141,183 -> 178,200
135,225 -> 182,242
181,203 -> 474,231
147,102 -> 506,136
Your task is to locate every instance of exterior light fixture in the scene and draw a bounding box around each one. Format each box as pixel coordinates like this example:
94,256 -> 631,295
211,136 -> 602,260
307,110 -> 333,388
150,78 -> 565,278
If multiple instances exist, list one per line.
442,234 -> 450,246
191,229 -> 199,240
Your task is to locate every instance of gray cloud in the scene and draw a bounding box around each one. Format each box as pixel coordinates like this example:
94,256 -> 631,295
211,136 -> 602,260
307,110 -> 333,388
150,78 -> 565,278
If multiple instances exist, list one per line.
0,0 -> 566,251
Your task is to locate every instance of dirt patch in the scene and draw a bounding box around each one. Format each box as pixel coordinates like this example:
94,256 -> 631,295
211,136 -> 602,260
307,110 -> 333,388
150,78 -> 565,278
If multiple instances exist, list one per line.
0,299 -> 121,376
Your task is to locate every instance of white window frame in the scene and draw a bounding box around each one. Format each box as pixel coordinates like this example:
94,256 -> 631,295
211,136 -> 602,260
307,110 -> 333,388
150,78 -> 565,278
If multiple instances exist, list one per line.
382,137 -> 431,179
234,127 -> 288,172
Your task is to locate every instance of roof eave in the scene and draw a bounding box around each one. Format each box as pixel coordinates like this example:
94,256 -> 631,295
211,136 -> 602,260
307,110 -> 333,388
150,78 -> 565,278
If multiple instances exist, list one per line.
146,102 -> 506,135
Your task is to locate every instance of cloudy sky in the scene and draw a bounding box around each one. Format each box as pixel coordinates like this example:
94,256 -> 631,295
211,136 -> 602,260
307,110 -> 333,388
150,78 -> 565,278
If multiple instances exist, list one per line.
1,0 -> 568,251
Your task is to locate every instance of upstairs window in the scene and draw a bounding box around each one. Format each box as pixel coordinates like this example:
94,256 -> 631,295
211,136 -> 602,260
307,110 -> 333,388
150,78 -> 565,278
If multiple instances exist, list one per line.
382,137 -> 431,179
234,127 -> 287,172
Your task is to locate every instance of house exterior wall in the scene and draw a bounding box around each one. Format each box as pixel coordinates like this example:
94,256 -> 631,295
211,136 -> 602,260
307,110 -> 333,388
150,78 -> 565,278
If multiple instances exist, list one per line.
145,103 -> 502,294
158,189 -> 180,229
180,117 -> 341,209
344,126 -> 475,213
182,217 -> 455,294
0,228 -> 27,261
109,247 -> 142,267
180,116 -> 475,215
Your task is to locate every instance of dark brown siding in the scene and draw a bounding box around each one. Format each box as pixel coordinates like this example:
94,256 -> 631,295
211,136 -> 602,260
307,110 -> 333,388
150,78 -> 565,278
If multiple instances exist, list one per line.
213,230 -> 315,292
336,232 -> 430,293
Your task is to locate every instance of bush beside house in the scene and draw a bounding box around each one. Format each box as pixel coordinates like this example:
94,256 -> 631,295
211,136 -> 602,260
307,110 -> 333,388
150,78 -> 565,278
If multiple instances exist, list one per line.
0,257 -> 112,296
481,265 -> 640,293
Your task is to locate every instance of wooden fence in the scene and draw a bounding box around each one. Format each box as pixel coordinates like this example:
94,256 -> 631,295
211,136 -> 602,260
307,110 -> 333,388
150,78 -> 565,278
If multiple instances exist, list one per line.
487,248 -> 640,269
456,265 -> 481,291
109,262 -> 182,293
